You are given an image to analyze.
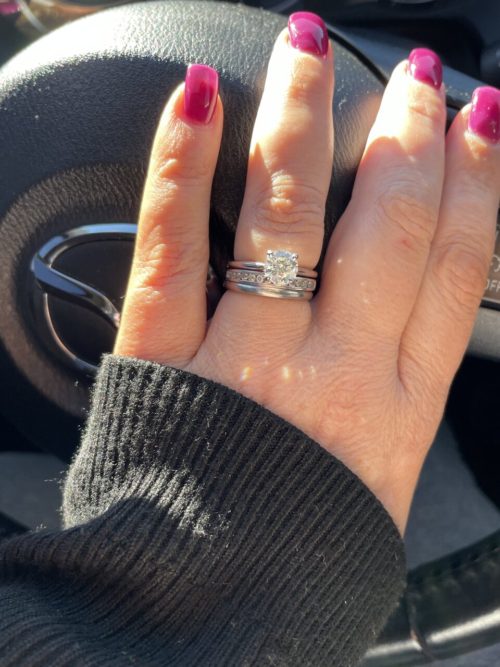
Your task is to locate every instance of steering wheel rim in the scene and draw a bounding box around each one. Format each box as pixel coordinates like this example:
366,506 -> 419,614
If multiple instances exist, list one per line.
0,1 -> 498,663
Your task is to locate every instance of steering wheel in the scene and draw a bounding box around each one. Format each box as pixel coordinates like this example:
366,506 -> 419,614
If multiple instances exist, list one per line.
0,1 -> 499,663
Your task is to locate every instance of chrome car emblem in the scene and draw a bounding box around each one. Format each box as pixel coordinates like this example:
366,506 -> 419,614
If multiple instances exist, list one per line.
31,223 -> 137,374
31,223 -> 222,374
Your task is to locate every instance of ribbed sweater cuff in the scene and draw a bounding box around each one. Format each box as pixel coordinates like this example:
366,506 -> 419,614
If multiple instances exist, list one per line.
64,354 -> 406,666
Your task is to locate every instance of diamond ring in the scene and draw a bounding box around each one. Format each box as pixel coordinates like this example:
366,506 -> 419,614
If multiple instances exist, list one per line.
224,250 -> 317,300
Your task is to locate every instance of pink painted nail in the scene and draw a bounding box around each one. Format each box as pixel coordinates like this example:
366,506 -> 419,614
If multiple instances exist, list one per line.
0,0 -> 19,15
184,64 -> 218,125
469,86 -> 500,144
408,48 -> 442,89
288,12 -> 328,58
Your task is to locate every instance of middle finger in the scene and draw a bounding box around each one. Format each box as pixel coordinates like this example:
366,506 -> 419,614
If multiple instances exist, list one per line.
234,13 -> 334,277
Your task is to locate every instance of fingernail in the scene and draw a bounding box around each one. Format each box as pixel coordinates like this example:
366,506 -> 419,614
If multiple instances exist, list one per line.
408,48 -> 443,89
288,12 -> 328,58
469,86 -> 500,144
184,64 -> 218,124
0,0 -> 19,15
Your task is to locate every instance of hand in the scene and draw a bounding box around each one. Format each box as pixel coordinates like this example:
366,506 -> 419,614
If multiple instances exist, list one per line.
114,13 -> 500,532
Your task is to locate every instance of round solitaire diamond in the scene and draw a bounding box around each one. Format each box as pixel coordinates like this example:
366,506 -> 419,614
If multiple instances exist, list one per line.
264,250 -> 299,286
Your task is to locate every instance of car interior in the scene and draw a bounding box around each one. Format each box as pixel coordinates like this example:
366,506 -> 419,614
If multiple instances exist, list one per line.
0,0 -> 499,665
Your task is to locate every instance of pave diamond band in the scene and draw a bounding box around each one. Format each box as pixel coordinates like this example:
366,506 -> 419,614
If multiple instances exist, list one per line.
225,269 -> 316,291
225,250 -> 317,301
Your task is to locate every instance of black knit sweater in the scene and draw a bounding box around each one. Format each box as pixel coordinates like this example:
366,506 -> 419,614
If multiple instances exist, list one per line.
0,355 -> 405,666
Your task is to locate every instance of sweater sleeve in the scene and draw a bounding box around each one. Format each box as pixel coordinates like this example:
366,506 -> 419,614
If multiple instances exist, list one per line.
0,355 -> 406,667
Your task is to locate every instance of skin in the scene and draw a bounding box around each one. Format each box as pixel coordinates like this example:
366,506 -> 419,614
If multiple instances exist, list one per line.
115,29 -> 500,533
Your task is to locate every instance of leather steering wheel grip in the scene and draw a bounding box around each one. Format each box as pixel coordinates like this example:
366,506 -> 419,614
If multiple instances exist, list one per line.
0,0 -> 382,419
362,530 -> 500,665
0,1 -> 499,664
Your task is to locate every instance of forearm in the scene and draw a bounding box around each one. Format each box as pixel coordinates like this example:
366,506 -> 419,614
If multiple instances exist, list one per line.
0,355 -> 405,666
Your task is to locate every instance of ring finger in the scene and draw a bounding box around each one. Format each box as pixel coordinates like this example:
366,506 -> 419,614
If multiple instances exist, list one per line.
233,13 -> 334,302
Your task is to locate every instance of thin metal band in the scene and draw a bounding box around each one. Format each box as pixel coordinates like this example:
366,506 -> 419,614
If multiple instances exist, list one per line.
228,260 -> 317,279
224,281 -> 313,301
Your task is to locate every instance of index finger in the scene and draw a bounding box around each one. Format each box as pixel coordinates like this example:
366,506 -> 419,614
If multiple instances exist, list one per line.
115,65 -> 223,367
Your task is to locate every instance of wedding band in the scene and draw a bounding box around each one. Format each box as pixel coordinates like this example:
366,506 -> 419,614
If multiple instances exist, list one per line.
224,281 -> 313,300
225,269 -> 316,291
224,250 -> 317,300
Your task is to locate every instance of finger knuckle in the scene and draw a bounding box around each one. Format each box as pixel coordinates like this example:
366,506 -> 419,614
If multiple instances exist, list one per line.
373,185 -> 436,248
449,166 -> 500,216
287,59 -> 325,107
134,234 -> 204,292
155,155 -> 213,187
433,238 -> 490,313
252,173 -> 325,237
407,89 -> 445,128
152,121 -> 214,186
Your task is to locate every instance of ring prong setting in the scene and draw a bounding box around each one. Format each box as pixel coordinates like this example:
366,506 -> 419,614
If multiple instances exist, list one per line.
264,249 -> 299,287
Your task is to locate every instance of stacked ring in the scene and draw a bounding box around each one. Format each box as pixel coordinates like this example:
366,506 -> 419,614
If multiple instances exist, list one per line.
224,250 -> 317,300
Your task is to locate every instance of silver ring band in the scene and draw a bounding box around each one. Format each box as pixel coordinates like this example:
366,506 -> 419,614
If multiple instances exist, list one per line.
225,250 -> 317,301
227,260 -> 317,279
225,269 -> 316,291
224,281 -> 313,300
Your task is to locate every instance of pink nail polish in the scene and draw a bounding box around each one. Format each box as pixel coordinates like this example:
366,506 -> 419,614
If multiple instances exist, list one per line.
0,0 -> 19,14
184,64 -> 218,125
288,12 -> 328,58
469,86 -> 500,144
408,48 -> 443,89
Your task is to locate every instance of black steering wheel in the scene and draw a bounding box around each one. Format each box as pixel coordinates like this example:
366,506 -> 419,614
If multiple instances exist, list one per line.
0,1 -> 499,663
